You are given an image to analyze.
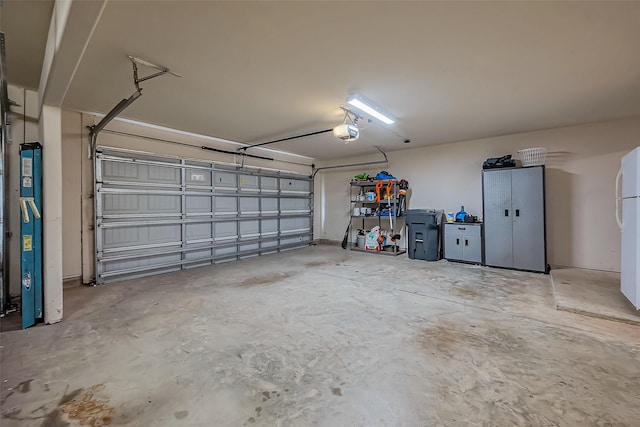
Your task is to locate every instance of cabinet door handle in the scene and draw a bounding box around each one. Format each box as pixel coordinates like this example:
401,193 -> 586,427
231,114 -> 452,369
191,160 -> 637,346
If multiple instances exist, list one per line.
504,209 -> 509,217
465,239 -> 469,246
456,238 -> 460,245
515,209 -> 520,217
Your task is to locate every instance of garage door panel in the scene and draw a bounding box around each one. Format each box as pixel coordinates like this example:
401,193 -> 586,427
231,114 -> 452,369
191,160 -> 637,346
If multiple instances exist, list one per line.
261,219 -> 278,234
261,176 -> 278,191
215,246 -> 237,257
103,161 -> 180,185
186,223 -> 211,240
281,236 -> 305,246
239,243 -> 259,252
281,178 -> 310,192
214,221 -> 237,240
147,165 -> 180,183
148,195 -> 181,212
103,194 -> 180,215
101,266 -> 182,284
261,198 -> 278,213
186,195 -> 212,213
280,198 -> 309,212
240,174 -> 259,190
102,194 -> 140,213
184,248 -> 213,261
101,244 -> 182,260
102,224 -> 181,248
184,240 -> 212,249
240,220 -> 259,237
214,171 -> 237,188
216,197 -> 237,213
95,149 -> 312,284
103,160 -> 140,180
186,165 -> 212,185
261,239 -> 279,249
104,252 -> 182,273
240,197 -> 259,213
281,217 -> 311,231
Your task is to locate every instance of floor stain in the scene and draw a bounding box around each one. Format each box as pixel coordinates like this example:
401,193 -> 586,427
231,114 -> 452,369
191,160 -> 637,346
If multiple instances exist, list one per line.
304,261 -> 328,268
1,387 -> 85,425
31,404 -> 48,414
418,323 -> 478,357
1,408 -> 22,420
239,273 -> 292,287
0,379 -> 35,406
59,384 -> 113,427
330,387 -> 342,396
247,417 -> 256,423
40,410 -> 70,427
449,285 -> 480,300
58,388 -> 83,406
39,387 -> 83,426
174,410 -> 188,420
17,379 -> 34,393
1,390 -> 14,405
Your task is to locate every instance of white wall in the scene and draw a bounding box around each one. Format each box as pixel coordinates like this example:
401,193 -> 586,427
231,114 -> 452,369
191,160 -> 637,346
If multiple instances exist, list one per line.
316,117 -> 640,272
40,104 -> 64,323
60,111 -> 313,282
61,110 -> 82,280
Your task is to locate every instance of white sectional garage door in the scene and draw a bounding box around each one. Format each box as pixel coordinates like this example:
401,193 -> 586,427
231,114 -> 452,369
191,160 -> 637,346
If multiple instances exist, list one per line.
94,148 -> 313,284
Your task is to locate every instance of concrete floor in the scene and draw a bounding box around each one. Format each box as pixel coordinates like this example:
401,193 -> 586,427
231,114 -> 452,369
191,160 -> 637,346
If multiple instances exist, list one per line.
1,245 -> 639,426
551,267 -> 640,326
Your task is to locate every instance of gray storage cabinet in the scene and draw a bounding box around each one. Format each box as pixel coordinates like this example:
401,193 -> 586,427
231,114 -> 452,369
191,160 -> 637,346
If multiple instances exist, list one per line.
482,166 -> 547,272
444,223 -> 482,264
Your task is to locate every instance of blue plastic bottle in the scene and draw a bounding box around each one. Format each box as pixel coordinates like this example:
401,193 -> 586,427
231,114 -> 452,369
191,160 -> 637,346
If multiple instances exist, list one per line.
455,205 -> 467,222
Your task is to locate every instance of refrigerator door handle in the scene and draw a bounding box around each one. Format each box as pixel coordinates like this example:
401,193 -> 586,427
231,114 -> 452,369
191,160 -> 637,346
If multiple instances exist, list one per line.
615,167 -> 623,230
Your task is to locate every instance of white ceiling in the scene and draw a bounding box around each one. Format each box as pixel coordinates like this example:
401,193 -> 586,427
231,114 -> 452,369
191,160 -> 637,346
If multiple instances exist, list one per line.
5,1 -> 640,160
0,0 -> 54,90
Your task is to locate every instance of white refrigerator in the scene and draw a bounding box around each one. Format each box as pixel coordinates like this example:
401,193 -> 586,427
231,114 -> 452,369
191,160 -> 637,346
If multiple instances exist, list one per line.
617,146 -> 640,309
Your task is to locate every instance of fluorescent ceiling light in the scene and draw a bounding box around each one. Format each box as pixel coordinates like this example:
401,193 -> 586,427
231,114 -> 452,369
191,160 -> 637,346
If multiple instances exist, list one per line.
347,97 -> 394,125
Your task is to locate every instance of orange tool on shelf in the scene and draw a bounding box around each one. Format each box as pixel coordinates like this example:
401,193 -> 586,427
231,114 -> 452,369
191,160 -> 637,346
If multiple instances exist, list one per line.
375,180 -> 383,202
385,180 -> 393,200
